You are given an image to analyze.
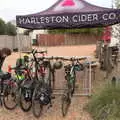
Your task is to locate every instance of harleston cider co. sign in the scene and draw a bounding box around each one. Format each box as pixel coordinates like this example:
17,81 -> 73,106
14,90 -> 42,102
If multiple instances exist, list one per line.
16,10 -> 120,29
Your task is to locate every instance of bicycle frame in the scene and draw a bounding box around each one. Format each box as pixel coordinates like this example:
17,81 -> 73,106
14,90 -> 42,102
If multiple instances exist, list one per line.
65,60 -> 80,86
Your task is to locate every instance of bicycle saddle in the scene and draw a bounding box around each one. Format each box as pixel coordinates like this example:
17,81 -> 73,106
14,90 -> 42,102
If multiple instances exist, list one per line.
0,72 -> 11,80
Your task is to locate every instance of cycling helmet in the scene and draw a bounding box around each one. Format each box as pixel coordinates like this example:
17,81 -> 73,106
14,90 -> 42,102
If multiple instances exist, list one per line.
23,54 -> 29,62
53,61 -> 63,69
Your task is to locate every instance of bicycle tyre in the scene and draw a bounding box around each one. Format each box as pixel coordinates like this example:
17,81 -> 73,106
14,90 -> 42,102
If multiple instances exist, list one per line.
19,87 -> 32,112
3,82 -> 18,110
32,85 -> 43,118
61,91 -> 71,117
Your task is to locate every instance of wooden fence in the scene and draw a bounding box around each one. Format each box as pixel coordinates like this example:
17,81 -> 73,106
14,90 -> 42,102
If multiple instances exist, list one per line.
0,35 -> 32,51
37,33 -> 101,46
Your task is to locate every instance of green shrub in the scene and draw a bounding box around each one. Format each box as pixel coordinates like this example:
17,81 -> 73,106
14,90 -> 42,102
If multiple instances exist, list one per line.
86,84 -> 120,120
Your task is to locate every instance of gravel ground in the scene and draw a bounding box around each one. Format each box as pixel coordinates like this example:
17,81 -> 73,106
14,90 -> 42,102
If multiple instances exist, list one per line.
0,97 -> 92,120
0,45 -> 97,120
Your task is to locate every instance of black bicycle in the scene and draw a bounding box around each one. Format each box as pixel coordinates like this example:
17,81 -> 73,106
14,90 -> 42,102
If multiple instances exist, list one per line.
0,71 -> 18,110
31,52 -> 54,118
18,49 -> 48,112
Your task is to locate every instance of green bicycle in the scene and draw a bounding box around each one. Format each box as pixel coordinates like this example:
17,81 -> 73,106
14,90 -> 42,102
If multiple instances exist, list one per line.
61,57 -> 85,117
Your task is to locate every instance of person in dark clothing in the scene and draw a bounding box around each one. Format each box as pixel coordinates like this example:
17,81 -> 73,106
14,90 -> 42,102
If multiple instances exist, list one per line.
0,48 -> 11,72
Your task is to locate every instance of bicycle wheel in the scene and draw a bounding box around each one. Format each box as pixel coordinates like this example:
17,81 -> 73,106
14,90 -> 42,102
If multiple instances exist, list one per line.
3,82 -> 18,110
61,91 -> 71,117
19,87 -> 32,112
32,85 -> 43,118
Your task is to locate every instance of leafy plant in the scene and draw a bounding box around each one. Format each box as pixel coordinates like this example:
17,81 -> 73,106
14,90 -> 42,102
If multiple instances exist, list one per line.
48,28 -> 103,35
6,22 -> 17,36
0,18 -> 17,36
86,84 -> 120,120
0,18 -> 6,35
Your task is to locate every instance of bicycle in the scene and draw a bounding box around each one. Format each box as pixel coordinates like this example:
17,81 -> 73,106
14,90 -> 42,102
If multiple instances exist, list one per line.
60,56 -> 86,117
17,49 -> 48,112
0,71 -> 18,110
31,51 -> 55,118
6,49 -> 47,112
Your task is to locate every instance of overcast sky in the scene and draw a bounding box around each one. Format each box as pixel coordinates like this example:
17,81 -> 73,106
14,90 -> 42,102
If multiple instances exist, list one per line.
0,0 -> 113,22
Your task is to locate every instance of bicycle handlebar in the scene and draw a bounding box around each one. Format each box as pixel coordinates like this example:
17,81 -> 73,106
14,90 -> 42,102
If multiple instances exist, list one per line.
22,49 -> 47,55
36,56 -> 90,61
